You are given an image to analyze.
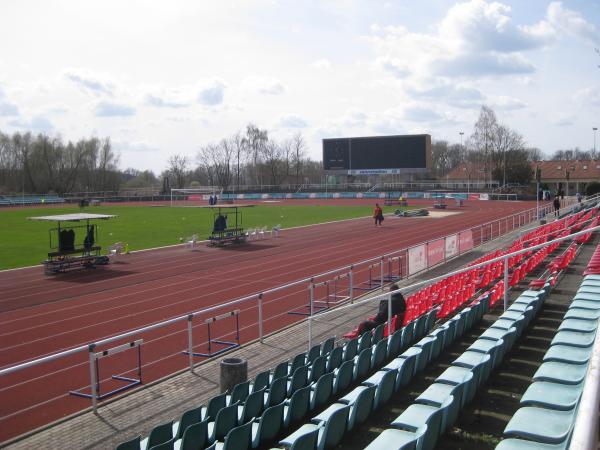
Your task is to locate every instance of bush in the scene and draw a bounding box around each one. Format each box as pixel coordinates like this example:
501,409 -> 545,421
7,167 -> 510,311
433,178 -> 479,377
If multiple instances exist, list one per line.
585,182 -> 600,196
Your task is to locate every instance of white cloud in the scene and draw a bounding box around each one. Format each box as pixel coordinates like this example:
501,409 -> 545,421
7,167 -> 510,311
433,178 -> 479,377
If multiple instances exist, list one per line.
0,101 -> 19,116
243,76 -> 285,95
0,84 -> 19,116
552,115 -> 574,127
145,94 -> 188,108
9,115 -> 53,132
368,0 -> 596,82
574,86 -> 600,108
277,114 -> 308,128
545,2 -> 599,44
197,79 -> 226,105
95,101 -> 136,117
311,58 -> 332,70
492,95 -> 527,110
64,68 -> 114,96
406,82 -> 484,108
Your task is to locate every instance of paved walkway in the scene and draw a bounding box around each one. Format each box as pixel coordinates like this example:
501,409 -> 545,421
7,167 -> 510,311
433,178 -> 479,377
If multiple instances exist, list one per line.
3,227 -> 530,450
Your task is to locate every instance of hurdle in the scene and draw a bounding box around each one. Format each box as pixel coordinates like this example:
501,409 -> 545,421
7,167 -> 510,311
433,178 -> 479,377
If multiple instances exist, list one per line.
183,310 -> 241,359
289,272 -> 353,316
382,255 -> 403,282
69,339 -> 143,411
353,258 -> 385,292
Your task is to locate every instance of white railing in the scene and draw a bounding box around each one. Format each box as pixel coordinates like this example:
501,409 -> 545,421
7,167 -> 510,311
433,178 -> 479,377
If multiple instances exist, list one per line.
0,195 -> 595,417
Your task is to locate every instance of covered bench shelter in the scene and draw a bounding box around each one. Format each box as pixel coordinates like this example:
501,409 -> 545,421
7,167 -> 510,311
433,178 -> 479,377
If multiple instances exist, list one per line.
29,213 -> 117,275
206,204 -> 255,247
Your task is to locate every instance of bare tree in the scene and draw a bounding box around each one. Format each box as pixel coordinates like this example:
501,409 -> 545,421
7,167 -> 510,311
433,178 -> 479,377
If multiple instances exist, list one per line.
197,139 -> 234,189
167,155 -> 189,189
242,123 -> 268,185
291,133 -> 307,185
261,140 -> 285,185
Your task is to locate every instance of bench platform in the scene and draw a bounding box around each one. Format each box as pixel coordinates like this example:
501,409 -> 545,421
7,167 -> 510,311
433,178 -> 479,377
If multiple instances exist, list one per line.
208,228 -> 247,247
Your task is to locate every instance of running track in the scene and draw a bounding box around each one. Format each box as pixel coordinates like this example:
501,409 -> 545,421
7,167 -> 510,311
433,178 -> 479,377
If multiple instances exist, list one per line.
0,199 -> 541,443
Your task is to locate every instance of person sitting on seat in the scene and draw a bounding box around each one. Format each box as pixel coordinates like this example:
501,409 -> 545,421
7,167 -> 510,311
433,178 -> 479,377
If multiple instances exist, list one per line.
357,284 -> 406,333
83,225 -> 95,250
213,215 -> 227,232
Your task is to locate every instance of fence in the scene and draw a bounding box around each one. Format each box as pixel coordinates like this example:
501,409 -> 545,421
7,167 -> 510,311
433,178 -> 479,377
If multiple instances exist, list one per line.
0,196 -> 589,421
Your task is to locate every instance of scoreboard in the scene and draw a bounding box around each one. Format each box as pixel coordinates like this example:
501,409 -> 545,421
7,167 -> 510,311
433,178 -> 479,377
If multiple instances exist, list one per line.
323,134 -> 431,175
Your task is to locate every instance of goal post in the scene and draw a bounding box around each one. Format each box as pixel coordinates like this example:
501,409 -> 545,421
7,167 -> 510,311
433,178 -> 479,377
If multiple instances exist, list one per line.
170,187 -> 223,207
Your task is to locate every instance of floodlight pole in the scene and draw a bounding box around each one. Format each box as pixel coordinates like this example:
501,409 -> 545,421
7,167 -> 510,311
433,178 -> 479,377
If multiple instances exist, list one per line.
459,131 -> 465,193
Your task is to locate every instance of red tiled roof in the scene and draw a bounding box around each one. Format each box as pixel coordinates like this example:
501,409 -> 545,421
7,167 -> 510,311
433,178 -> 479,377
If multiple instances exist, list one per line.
446,160 -> 600,181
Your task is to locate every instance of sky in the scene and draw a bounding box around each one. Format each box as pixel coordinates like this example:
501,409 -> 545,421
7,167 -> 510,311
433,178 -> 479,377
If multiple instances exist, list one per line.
0,0 -> 599,173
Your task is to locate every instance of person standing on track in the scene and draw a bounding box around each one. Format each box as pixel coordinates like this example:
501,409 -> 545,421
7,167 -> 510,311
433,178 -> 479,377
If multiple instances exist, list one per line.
553,196 -> 561,218
374,203 -> 384,226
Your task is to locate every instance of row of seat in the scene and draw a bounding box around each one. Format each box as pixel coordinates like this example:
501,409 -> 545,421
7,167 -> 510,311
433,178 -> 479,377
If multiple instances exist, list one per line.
274,295 -> 490,450
118,310 -> 438,450
584,241 -> 600,276
364,284 -> 551,450
198,311 -> 440,450
117,337 -> 336,450
0,195 -> 65,205
497,273 -> 600,449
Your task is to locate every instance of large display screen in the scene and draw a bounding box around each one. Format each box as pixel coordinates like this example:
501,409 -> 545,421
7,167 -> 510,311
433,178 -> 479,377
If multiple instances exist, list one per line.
323,134 -> 431,174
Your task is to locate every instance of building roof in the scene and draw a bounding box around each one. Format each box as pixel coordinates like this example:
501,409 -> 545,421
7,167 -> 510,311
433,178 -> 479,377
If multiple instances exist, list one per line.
28,213 -> 117,222
533,160 -> 600,181
446,160 -> 600,181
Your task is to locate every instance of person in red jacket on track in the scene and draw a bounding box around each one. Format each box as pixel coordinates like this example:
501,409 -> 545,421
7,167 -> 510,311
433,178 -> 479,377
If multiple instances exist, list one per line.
374,203 -> 384,226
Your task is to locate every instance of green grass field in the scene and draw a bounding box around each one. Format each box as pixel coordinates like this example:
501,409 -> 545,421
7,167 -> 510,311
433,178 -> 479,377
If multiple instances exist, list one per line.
0,203 -> 407,270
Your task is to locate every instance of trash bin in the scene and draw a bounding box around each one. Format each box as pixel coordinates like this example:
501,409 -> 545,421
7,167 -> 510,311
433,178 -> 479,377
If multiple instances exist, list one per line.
220,357 -> 247,393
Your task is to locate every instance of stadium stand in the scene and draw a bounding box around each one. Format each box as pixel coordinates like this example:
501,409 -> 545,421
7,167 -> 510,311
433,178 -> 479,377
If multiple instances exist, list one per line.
0,195 -> 65,207
113,201 -> 600,450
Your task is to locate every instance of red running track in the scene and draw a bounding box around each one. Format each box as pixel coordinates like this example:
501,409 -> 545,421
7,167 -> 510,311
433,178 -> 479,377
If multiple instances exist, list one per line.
0,199 -> 541,443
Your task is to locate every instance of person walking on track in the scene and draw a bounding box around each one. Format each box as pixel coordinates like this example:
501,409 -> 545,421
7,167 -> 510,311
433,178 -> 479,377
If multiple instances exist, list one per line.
374,203 -> 384,226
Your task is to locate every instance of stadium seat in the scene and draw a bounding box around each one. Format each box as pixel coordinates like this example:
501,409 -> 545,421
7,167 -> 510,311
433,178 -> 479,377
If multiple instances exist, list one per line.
228,382 -> 250,406
173,406 -> 203,439
288,365 -> 309,396
214,420 -> 253,450
353,348 -> 372,381
238,388 -> 265,424
174,420 -> 208,450
310,372 -> 334,410
337,385 -> 376,430
362,369 -> 397,409
116,436 -> 141,450
142,421 -> 173,450
251,402 -> 284,448
283,385 -> 311,427
279,404 -> 349,450
533,361 -> 588,385
326,346 -> 343,372
363,427 -> 424,450
519,381 -> 583,411
208,402 -> 239,444
333,359 -> 354,393
265,378 -> 287,408
503,406 -> 576,444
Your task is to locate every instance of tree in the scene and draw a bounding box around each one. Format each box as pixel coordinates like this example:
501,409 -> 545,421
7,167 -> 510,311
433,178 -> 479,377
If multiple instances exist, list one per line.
431,140 -> 464,178
469,105 -> 497,185
242,123 -> 268,185
290,133 -> 307,185
261,141 -> 285,185
167,155 -> 189,189
196,139 -> 234,189
467,105 -> 531,186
